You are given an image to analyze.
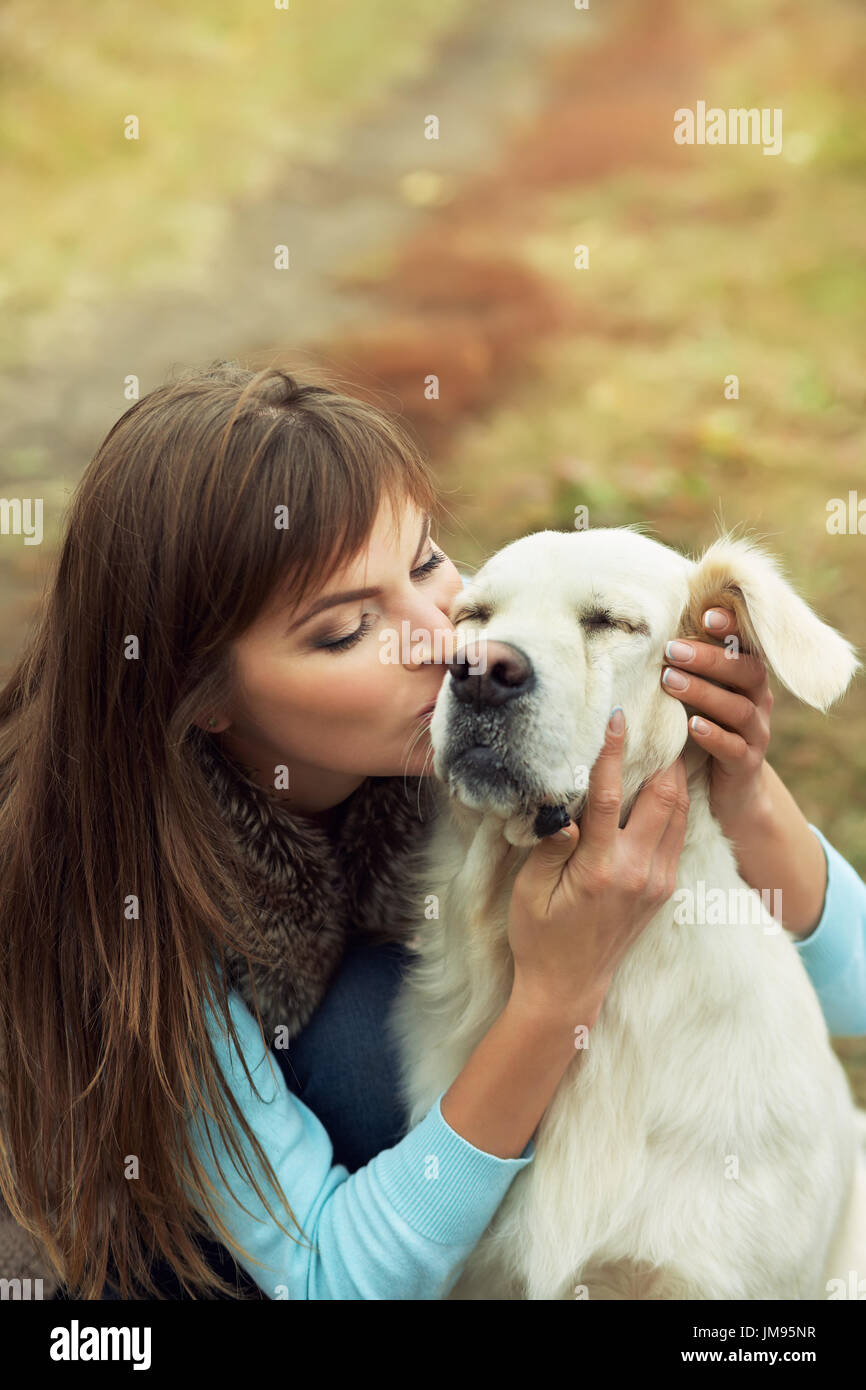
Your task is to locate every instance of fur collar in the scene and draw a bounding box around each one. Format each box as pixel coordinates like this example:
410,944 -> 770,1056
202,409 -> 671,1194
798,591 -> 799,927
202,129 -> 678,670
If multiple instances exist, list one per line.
195,733 -> 436,1041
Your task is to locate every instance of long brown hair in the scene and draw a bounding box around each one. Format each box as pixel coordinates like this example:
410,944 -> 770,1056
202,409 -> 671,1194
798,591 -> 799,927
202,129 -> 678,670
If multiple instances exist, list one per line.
0,361 -> 439,1298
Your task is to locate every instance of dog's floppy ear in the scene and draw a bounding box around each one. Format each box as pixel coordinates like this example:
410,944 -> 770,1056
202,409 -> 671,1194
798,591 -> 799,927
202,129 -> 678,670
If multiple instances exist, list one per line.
678,536 -> 859,711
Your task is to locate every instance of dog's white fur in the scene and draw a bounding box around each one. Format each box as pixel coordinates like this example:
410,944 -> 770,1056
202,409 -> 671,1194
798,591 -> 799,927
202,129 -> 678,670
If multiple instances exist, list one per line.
390,527 -> 866,1300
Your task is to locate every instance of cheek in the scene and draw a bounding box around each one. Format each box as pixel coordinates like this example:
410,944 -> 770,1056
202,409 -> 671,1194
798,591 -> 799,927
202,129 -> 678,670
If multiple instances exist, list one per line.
575,646 -> 613,716
633,676 -> 689,767
255,646 -> 395,729
588,645 -> 664,737
442,565 -> 465,610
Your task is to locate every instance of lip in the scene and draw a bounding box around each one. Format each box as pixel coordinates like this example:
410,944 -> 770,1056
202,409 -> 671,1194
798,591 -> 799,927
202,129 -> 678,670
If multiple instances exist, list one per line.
414,700 -> 438,720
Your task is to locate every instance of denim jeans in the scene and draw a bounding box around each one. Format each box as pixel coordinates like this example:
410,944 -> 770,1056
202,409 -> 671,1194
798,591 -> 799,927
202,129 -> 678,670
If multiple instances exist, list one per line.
54,936 -> 413,1300
275,937 -> 413,1168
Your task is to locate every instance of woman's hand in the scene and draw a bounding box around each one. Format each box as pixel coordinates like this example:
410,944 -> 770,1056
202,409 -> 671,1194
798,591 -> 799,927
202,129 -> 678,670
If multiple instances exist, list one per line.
660,606 -> 773,835
660,607 -> 828,935
508,708 -> 689,1031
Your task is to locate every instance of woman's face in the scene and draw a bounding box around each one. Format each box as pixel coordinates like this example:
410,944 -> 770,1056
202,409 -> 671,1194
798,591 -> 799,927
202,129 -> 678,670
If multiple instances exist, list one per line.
209,495 -> 464,814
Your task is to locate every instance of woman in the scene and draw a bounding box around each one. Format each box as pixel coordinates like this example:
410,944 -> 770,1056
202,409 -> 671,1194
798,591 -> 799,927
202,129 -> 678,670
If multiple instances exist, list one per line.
0,363 -> 863,1301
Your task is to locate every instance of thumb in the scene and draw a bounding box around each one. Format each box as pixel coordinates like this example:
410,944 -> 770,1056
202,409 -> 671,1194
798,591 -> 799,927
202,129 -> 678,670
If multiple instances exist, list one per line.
520,818 -> 580,896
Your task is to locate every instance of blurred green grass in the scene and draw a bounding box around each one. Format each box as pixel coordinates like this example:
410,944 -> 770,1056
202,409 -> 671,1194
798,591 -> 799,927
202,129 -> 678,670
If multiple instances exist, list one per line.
0,0 -> 467,361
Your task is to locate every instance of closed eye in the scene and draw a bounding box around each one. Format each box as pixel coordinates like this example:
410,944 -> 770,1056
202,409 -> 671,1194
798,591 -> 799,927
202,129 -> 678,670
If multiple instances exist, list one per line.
453,606 -> 491,625
581,610 -> 649,636
453,606 -> 649,632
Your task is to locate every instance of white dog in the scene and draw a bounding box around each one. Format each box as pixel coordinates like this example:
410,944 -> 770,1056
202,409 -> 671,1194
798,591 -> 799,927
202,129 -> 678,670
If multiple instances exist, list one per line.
390,527 -> 866,1300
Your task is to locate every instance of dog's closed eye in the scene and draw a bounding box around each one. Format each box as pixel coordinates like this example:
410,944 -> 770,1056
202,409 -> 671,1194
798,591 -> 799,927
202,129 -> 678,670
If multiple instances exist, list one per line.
581,609 -> 649,636
453,604 -> 651,634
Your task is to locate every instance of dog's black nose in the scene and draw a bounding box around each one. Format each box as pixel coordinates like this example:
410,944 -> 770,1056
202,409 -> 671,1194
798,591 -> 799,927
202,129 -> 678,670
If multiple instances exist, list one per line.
449,639 -> 535,708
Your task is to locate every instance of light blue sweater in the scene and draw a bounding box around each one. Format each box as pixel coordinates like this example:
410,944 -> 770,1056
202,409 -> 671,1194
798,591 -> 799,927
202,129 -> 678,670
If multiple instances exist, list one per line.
188,824 -> 866,1299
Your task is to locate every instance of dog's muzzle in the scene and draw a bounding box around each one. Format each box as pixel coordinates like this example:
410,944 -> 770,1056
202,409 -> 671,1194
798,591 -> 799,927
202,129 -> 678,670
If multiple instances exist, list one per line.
435,639 -> 572,835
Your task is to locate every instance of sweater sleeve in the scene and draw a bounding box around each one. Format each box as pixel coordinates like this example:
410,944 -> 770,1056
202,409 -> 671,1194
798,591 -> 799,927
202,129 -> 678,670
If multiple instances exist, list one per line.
793,825 -> 866,1037
186,987 -> 535,1300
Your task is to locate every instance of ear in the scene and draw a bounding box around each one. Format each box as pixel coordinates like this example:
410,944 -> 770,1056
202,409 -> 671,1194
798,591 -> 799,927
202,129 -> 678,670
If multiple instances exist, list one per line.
678,536 -> 859,711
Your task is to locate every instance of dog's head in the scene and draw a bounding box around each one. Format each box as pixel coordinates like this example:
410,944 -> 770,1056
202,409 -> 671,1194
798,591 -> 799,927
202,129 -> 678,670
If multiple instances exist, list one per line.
430,527 -> 858,846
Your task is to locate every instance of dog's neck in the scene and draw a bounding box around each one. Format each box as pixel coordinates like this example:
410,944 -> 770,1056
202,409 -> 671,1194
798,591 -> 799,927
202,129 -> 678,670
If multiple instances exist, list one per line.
683,736 -> 712,784
448,739 -> 717,916
620,737 -> 712,826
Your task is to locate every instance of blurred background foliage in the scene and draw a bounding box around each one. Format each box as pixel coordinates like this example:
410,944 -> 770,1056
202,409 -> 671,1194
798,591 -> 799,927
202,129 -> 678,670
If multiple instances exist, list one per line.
0,0 -> 466,329
0,0 -> 863,1078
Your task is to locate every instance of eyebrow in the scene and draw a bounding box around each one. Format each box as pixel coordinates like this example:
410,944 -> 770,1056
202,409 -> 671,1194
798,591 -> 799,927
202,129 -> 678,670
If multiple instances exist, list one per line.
285,513 -> 432,635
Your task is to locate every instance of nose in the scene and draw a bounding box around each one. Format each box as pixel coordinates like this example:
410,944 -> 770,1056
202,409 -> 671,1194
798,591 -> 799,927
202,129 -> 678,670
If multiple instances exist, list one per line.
449,639 -> 535,709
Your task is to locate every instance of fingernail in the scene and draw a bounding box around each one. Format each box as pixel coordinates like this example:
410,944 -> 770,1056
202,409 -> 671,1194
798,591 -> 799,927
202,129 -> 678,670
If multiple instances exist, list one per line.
703,609 -> 728,631
664,639 -> 694,663
690,716 -> 710,734
608,705 -> 625,733
662,667 -> 689,691
557,824 -> 572,838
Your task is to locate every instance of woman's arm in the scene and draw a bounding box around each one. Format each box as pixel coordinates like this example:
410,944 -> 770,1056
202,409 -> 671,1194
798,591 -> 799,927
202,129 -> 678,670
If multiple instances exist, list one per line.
791,824 -> 866,1037
708,759 -> 828,935
188,987 -> 537,1301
